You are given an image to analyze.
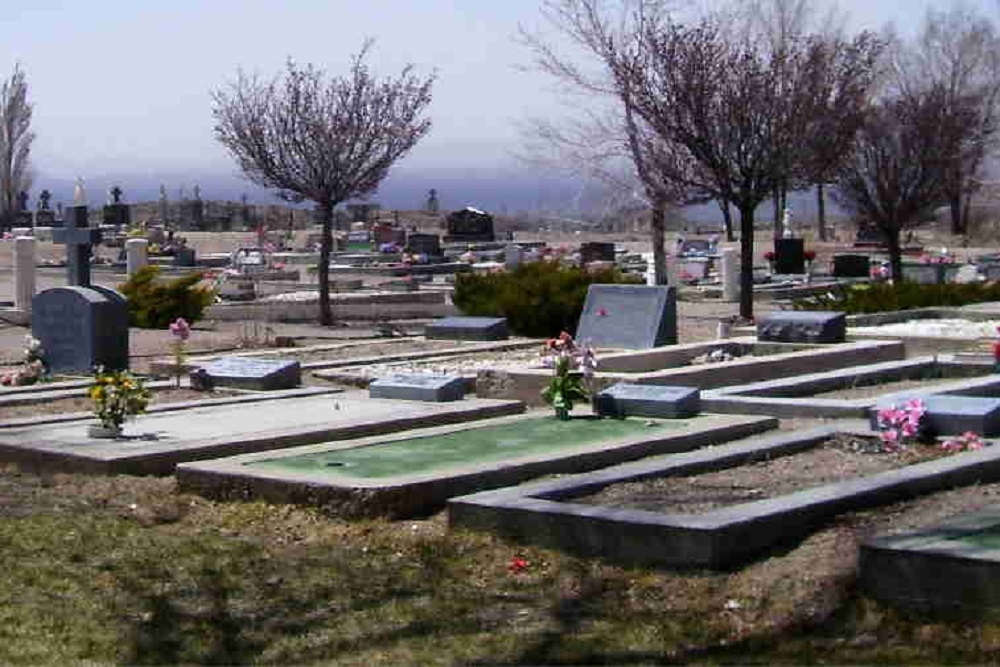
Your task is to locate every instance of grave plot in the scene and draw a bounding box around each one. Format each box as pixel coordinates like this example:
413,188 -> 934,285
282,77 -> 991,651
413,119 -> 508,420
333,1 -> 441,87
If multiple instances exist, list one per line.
861,506 -> 1000,619
0,391 -> 523,475
701,356 -> 998,419
449,425 -> 1000,570
175,412 -> 776,519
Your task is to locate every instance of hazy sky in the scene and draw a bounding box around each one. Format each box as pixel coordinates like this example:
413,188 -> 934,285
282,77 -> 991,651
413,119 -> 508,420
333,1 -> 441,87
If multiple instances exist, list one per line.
0,0 -> 994,184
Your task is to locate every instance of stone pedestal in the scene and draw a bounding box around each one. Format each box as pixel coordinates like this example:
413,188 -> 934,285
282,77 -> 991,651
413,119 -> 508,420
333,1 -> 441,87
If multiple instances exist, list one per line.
505,244 -> 522,269
125,238 -> 148,278
14,236 -> 35,312
664,254 -> 678,286
721,248 -> 739,302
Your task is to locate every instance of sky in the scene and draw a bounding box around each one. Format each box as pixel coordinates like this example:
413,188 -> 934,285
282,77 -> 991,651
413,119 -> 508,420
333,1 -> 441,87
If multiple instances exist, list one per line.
0,0 -> 995,206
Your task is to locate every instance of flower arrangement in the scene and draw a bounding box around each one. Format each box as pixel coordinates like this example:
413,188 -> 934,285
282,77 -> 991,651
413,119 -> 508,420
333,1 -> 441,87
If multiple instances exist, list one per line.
804,250 -> 817,263
763,251 -> 776,262
89,367 -> 151,432
1,336 -> 47,386
874,398 -> 928,450
540,331 -> 597,420
168,317 -> 191,388
871,264 -> 890,281
941,431 -> 987,453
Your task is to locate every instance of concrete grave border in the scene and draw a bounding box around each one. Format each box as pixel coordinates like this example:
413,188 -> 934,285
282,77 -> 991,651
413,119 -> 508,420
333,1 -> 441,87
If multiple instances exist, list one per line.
449,424 -> 1000,569
176,412 -> 777,519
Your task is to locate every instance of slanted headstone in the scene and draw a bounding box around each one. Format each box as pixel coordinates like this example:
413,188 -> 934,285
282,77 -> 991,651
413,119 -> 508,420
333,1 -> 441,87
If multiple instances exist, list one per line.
125,237 -> 148,277
870,395 -> 1000,437
445,207 -> 495,243
721,248 -> 739,302
32,286 -> 129,372
773,238 -> 805,274
575,284 -> 677,349
580,242 -> 615,264
901,263 -> 945,285
14,236 -> 35,312
952,264 -> 979,284
195,357 -> 301,391
833,254 -> 870,278
593,383 -> 700,419
369,373 -> 465,402
425,316 -> 508,341
406,232 -> 442,258
756,310 -> 846,344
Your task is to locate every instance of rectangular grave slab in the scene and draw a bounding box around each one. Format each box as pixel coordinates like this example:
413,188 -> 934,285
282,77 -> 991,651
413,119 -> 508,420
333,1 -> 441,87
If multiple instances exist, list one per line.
774,238 -> 805,274
870,394 -> 1000,437
575,284 -> 677,349
833,254 -> 870,278
593,383 -> 700,419
425,316 -> 509,341
369,373 -> 465,401
757,310 -> 846,344
197,356 -> 301,391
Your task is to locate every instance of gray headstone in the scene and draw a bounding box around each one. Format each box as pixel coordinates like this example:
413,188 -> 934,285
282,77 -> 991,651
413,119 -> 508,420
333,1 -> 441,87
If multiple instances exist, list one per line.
984,264 -> 1000,282
196,356 -> 301,390
406,233 -> 442,258
173,247 -> 196,267
593,383 -> 700,419
756,310 -> 846,344
832,254 -> 870,278
425,316 -> 509,341
575,284 -> 677,349
369,373 -> 466,402
870,395 -> 1000,437
31,286 -> 129,372
901,263 -> 944,285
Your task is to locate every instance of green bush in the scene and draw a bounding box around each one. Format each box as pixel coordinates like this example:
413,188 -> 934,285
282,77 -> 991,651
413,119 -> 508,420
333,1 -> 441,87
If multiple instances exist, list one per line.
793,281 -> 1000,314
119,265 -> 216,328
452,262 -> 640,337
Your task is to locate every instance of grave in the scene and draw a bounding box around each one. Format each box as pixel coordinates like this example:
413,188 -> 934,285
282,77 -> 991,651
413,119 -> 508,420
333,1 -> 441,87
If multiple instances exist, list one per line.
720,248 -> 739,302
445,207 -> 495,243
450,424 -> 1000,569
196,356 -> 301,391
14,236 -> 34,312
902,263 -> 945,285
173,246 -> 196,267
860,506 -> 1000,619
593,383 -> 700,419
832,254 -> 870,278
575,284 -> 677,349
102,185 -> 131,227
176,412 -> 775,519
0,390 -> 524,475
678,239 -> 713,255
580,242 -> 615,264
773,238 -> 805,274
406,232 -> 442,258
369,373 -> 466,402
425,316 -> 509,341
125,237 -> 148,277
870,394 -> 1000,437
756,310 -> 846,344
34,189 -> 55,226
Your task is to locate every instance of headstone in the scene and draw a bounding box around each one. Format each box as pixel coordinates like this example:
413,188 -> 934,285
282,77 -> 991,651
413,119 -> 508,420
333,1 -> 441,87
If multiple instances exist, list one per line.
580,242 -> 615,264
901,263 -> 944,285
103,185 -> 131,227
13,236 -> 35,311
32,286 -> 129,372
855,225 -> 886,246
52,205 -> 101,287
721,248 -> 739,302
369,373 -> 465,402
870,395 -> 1000,437
125,238 -> 148,278
593,383 -> 700,419
173,247 -> 196,267
664,254 -> 678,286
756,310 -> 846,344
985,264 -> 1000,282
158,184 -> 169,224
505,243 -> 523,269
833,254 -> 870,278
575,284 -> 677,349
195,357 -> 301,391
678,239 -> 712,256
425,188 -> 440,213
34,189 -> 54,226
425,316 -> 509,341
953,264 -> 979,284
372,224 -> 406,246
406,232 -> 442,258
445,207 -> 495,243
773,238 -> 805,274
679,257 -> 709,281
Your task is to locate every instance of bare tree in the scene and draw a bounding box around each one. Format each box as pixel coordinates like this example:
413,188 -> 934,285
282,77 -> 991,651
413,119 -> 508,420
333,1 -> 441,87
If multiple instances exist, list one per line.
0,64 -> 33,229
212,45 -> 433,325
834,85 -> 976,281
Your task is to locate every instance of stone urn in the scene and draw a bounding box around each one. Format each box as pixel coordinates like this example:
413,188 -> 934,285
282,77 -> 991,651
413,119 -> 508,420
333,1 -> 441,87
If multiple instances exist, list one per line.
87,423 -> 122,439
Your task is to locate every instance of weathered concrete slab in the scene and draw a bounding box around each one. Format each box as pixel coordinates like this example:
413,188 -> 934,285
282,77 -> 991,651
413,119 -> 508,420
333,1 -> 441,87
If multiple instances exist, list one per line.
0,391 -> 524,475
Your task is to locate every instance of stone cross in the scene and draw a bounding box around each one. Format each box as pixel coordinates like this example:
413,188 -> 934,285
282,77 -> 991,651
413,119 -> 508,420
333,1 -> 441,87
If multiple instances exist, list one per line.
52,205 -> 101,287
110,185 -> 123,204
38,190 -> 51,211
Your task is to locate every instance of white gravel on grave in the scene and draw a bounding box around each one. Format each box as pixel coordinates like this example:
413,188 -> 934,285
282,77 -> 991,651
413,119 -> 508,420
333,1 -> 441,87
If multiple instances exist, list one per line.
852,318 -> 1000,339
343,348 -> 547,378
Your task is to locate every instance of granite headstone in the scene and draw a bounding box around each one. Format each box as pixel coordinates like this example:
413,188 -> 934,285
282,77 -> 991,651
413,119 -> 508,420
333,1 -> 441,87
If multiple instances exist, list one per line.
32,286 -> 129,372
445,207 -> 495,243
406,232 -> 442,258
756,310 -> 846,344
575,284 -> 677,349
580,242 -> 615,264
870,395 -> 1000,437
593,383 -> 700,419
425,316 -> 509,341
369,373 -> 466,402
774,238 -> 805,274
196,357 -> 301,390
833,254 -> 871,278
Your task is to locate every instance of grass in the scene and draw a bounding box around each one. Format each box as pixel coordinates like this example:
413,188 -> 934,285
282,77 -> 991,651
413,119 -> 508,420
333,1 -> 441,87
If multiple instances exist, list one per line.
2,466 -> 1000,664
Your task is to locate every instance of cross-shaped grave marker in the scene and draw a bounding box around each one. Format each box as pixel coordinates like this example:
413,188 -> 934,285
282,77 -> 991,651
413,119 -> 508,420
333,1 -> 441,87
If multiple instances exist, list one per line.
52,205 -> 101,287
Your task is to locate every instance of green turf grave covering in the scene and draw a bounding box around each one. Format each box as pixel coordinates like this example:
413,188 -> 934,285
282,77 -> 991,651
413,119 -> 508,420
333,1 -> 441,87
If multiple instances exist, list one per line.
952,526 -> 1000,549
247,416 -> 681,479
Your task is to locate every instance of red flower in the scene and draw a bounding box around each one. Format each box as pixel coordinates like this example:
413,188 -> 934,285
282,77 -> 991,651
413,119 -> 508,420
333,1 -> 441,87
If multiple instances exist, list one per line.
764,251 -> 775,261
804,250 -> 816,261
993,340 -> 1000,360
508,556 -> 529,574
597,308 -> 608,317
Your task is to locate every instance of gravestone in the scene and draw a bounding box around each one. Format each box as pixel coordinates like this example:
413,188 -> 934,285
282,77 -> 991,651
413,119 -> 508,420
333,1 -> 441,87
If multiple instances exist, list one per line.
721,248 -> 739,302
369,373 -> 466,402
505,243 -> 523,269
373,224 -> 406,246
195,357 -> 301,391
425,316 -> 509,341
173,246 -> 196,267
901,263 -> 945,285
985,264 -> 1000,282
756,310 -> 846,344
580,242 -> 615,264
102,185 -> 131,227
14,236 -> 35,311
445,207 -> 495,243
870,395 -> 1000,437
34,189 -> 54,226
679,257 -> 709,281
14,191 -> 31,226
125,237 -> 148,277
833,254 -> 870,278
32,286 -> 129,372
678,239 -> 712,256
406,232 -> 442,258
773,238 -> 805,274
593,383 -> 700,419
952,264 -> 979,284
575,284 -> 677,349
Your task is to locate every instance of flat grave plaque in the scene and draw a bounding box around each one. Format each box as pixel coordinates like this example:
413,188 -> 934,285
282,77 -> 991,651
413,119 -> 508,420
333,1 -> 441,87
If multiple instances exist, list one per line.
593,383 -> 700,418
425,316 -> 509,341
901,263 -> 945,285
369,373 -> 465,402
757,310 -> 846,344
197,356 -> 301,391
870,394 -> 1000,437
833,254 -> 870,278
576,284 -> 677,350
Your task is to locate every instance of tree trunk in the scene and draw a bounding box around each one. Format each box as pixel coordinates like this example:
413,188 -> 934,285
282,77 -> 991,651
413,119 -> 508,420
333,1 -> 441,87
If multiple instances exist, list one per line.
886,227 -> 903,285
816,183 -> 827,242
317,200 -> 335,326
738,204 -> 755,321
650,200 -> 667,285
718,199 -> 734,242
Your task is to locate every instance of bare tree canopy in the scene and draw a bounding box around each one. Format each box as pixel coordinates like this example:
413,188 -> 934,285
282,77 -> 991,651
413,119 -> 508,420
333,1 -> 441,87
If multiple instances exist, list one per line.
0,64 -> 34,228
212,44 -> 433,325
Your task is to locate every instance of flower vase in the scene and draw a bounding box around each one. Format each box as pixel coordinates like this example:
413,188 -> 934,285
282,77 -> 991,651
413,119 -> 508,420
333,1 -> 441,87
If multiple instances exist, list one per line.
555,407 -> 570,421
87,423 -> 122,439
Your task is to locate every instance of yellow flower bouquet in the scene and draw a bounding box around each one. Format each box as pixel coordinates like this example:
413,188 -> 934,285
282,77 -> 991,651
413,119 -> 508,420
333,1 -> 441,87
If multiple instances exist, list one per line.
89,367 -> 151,434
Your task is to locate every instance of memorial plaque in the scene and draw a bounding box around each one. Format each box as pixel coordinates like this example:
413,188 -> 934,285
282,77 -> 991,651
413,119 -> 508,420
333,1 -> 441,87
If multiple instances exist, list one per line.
870,395 -> 1000,437
575,285 -> 677,349
833,254 -> 871,278
901,263 -> 944,285
32,286 -> 129,372
173,247 -> 197,267
369,373 -> 466,402
425,316 -> 509,341
774,238 -> 805,274
406,232 -> 442,258
445,207 -> 495,243
196,356 -> 301,391
757,310 -> 846,344
678,239 -> 712,255
580,242 -> 615,264
593,383 -> 700,419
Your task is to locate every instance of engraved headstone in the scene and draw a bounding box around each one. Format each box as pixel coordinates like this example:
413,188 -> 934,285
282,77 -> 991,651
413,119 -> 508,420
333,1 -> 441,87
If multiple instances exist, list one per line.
32,286 -> 129,372
593,383 -> 700,419
580,242 -> 615,264
575,284 -> 677,349
196,356 -> 301,391
901,263 -> 944,285
445,207 -> 495,243
406,232 -> 442,258
369,373 -> 465,402
102,184 -> 131,227
34,189 -> 54,226
721,248 -> 739,302
425,316 -> 508,341
773,238 -> 805,274
832,254 -> 870,278
756,310 -> 846,344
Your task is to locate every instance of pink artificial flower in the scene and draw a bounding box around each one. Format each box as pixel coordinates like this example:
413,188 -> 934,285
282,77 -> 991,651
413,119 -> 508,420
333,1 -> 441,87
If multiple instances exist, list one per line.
508,556 -> 529,574
879,428 -> 899,444
169,317 -> 191,341
597,308 -> 608,317
900,422 -> 917,438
